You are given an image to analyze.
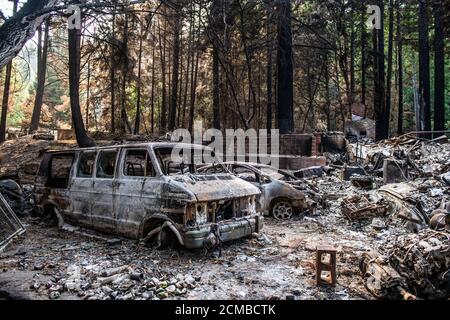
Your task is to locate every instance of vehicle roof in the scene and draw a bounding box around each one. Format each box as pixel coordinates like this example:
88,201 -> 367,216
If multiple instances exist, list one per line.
45,142 -> 208,153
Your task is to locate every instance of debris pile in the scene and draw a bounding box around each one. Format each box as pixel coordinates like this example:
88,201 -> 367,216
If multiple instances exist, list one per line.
30,263 -> 199,300
361,230 -> 449,300
388,230 -> 449,300
341,195 -> 388,221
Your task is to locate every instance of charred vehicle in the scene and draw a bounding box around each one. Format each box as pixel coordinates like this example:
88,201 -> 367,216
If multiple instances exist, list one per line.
34,143 -> 263,249
199,162 -> 316,220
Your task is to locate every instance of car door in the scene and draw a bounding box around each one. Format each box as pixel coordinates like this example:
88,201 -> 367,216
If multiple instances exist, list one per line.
45,152 -> 75,220
91,148 -> 119,233
116,147 -> 162,238
69,151 -> 96,227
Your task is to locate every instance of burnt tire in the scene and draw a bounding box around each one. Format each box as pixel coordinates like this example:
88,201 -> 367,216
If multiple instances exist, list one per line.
271,199 -> 294,221
157,228 -> 178,250
144,224 -> 179,250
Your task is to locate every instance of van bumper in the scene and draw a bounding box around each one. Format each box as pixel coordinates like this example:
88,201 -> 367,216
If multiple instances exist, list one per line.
182,214 -> 264,249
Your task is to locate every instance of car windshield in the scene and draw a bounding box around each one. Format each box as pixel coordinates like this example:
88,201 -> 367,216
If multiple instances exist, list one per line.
154,146 -> 225,176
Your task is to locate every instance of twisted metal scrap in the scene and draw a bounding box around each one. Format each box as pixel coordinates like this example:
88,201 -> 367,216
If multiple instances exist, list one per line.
388,230 -> 450,299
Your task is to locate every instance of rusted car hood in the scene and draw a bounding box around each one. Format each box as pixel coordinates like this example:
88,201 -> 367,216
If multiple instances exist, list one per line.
170,174 -> 260,202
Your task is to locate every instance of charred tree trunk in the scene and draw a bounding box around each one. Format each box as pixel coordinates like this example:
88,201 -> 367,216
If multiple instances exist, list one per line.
433,0 -> 445,133
68,10 -> 95,148
0,0 -> 18,143
150,43 -> 156,133
397,0 -> 404,135
120,12 -> 132,134
211,0 -> 222,130
134,25 -> 144,135
29,19 -> 50,133
385,0 -> 394,135
325,53 -> 331,131
169,8 -> 181,132
350,3 -> 355,106
212,48 -> 220,130
374,0 -> 387,141
110,12 -> 116,133
266,8 -> 273,130
158,19 -> 168,132
276,0 -> 294,134
189,50 -> 200,133
360,0 -> 367,107
0,61 -> 12,143
85,60 -> 91,128
418,0 -> 432,137
0,0 -> 58,69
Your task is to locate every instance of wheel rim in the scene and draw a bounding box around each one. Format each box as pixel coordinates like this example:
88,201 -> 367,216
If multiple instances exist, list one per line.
272,201 -> 293,220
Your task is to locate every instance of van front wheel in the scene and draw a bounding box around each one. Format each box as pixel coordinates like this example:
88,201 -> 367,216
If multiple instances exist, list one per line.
157,228 -> 177,250
143,222 -> 179,250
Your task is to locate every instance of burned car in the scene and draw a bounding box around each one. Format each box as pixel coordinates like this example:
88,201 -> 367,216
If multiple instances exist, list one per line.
199,162 -> 316,220
34,143 -> 263,249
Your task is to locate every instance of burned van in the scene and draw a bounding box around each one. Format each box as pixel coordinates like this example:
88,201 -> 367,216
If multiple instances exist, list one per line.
34,143 -> 263,249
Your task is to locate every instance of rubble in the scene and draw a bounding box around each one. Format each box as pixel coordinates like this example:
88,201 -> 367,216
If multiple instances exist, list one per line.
341,196 -> 389,221
388,230 -> 449,300
1,133 -> 449,300
361,230 -> 449,300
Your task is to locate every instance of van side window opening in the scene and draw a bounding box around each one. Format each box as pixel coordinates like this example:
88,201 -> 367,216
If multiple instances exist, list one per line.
47,154 -> 74,188
96,151 -> 118,179
124,150 -> 156,177
77,152 -> 96,178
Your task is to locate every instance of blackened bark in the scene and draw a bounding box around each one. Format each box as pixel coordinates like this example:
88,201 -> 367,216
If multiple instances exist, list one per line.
119,12 -> 132,134
110,12 -> 116,133
134,26 -> 144,135
68,15 -> 95,148
266,32 -> 273,130
0,62 -> 12,143
86,60 -> 90,128
276,0 -> 294,134
385,0 -> 394,135
374,0 -> 387,141
212,48 -> 220,130
29,20 -> 50,133
189,44 -> 200,133
158,19 -> 167,132
397,0 -> 404,135
325,54 -> 331,130
418,0 -> 432,137
0,0 -> 57,69
169,9 -> 181,131
0,0 -> 18,143
360,0 -> 367,107
350,3 -> 355,105
433,1 -> 445,133
150,44 -> 156,133
211,0 -> 222,130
